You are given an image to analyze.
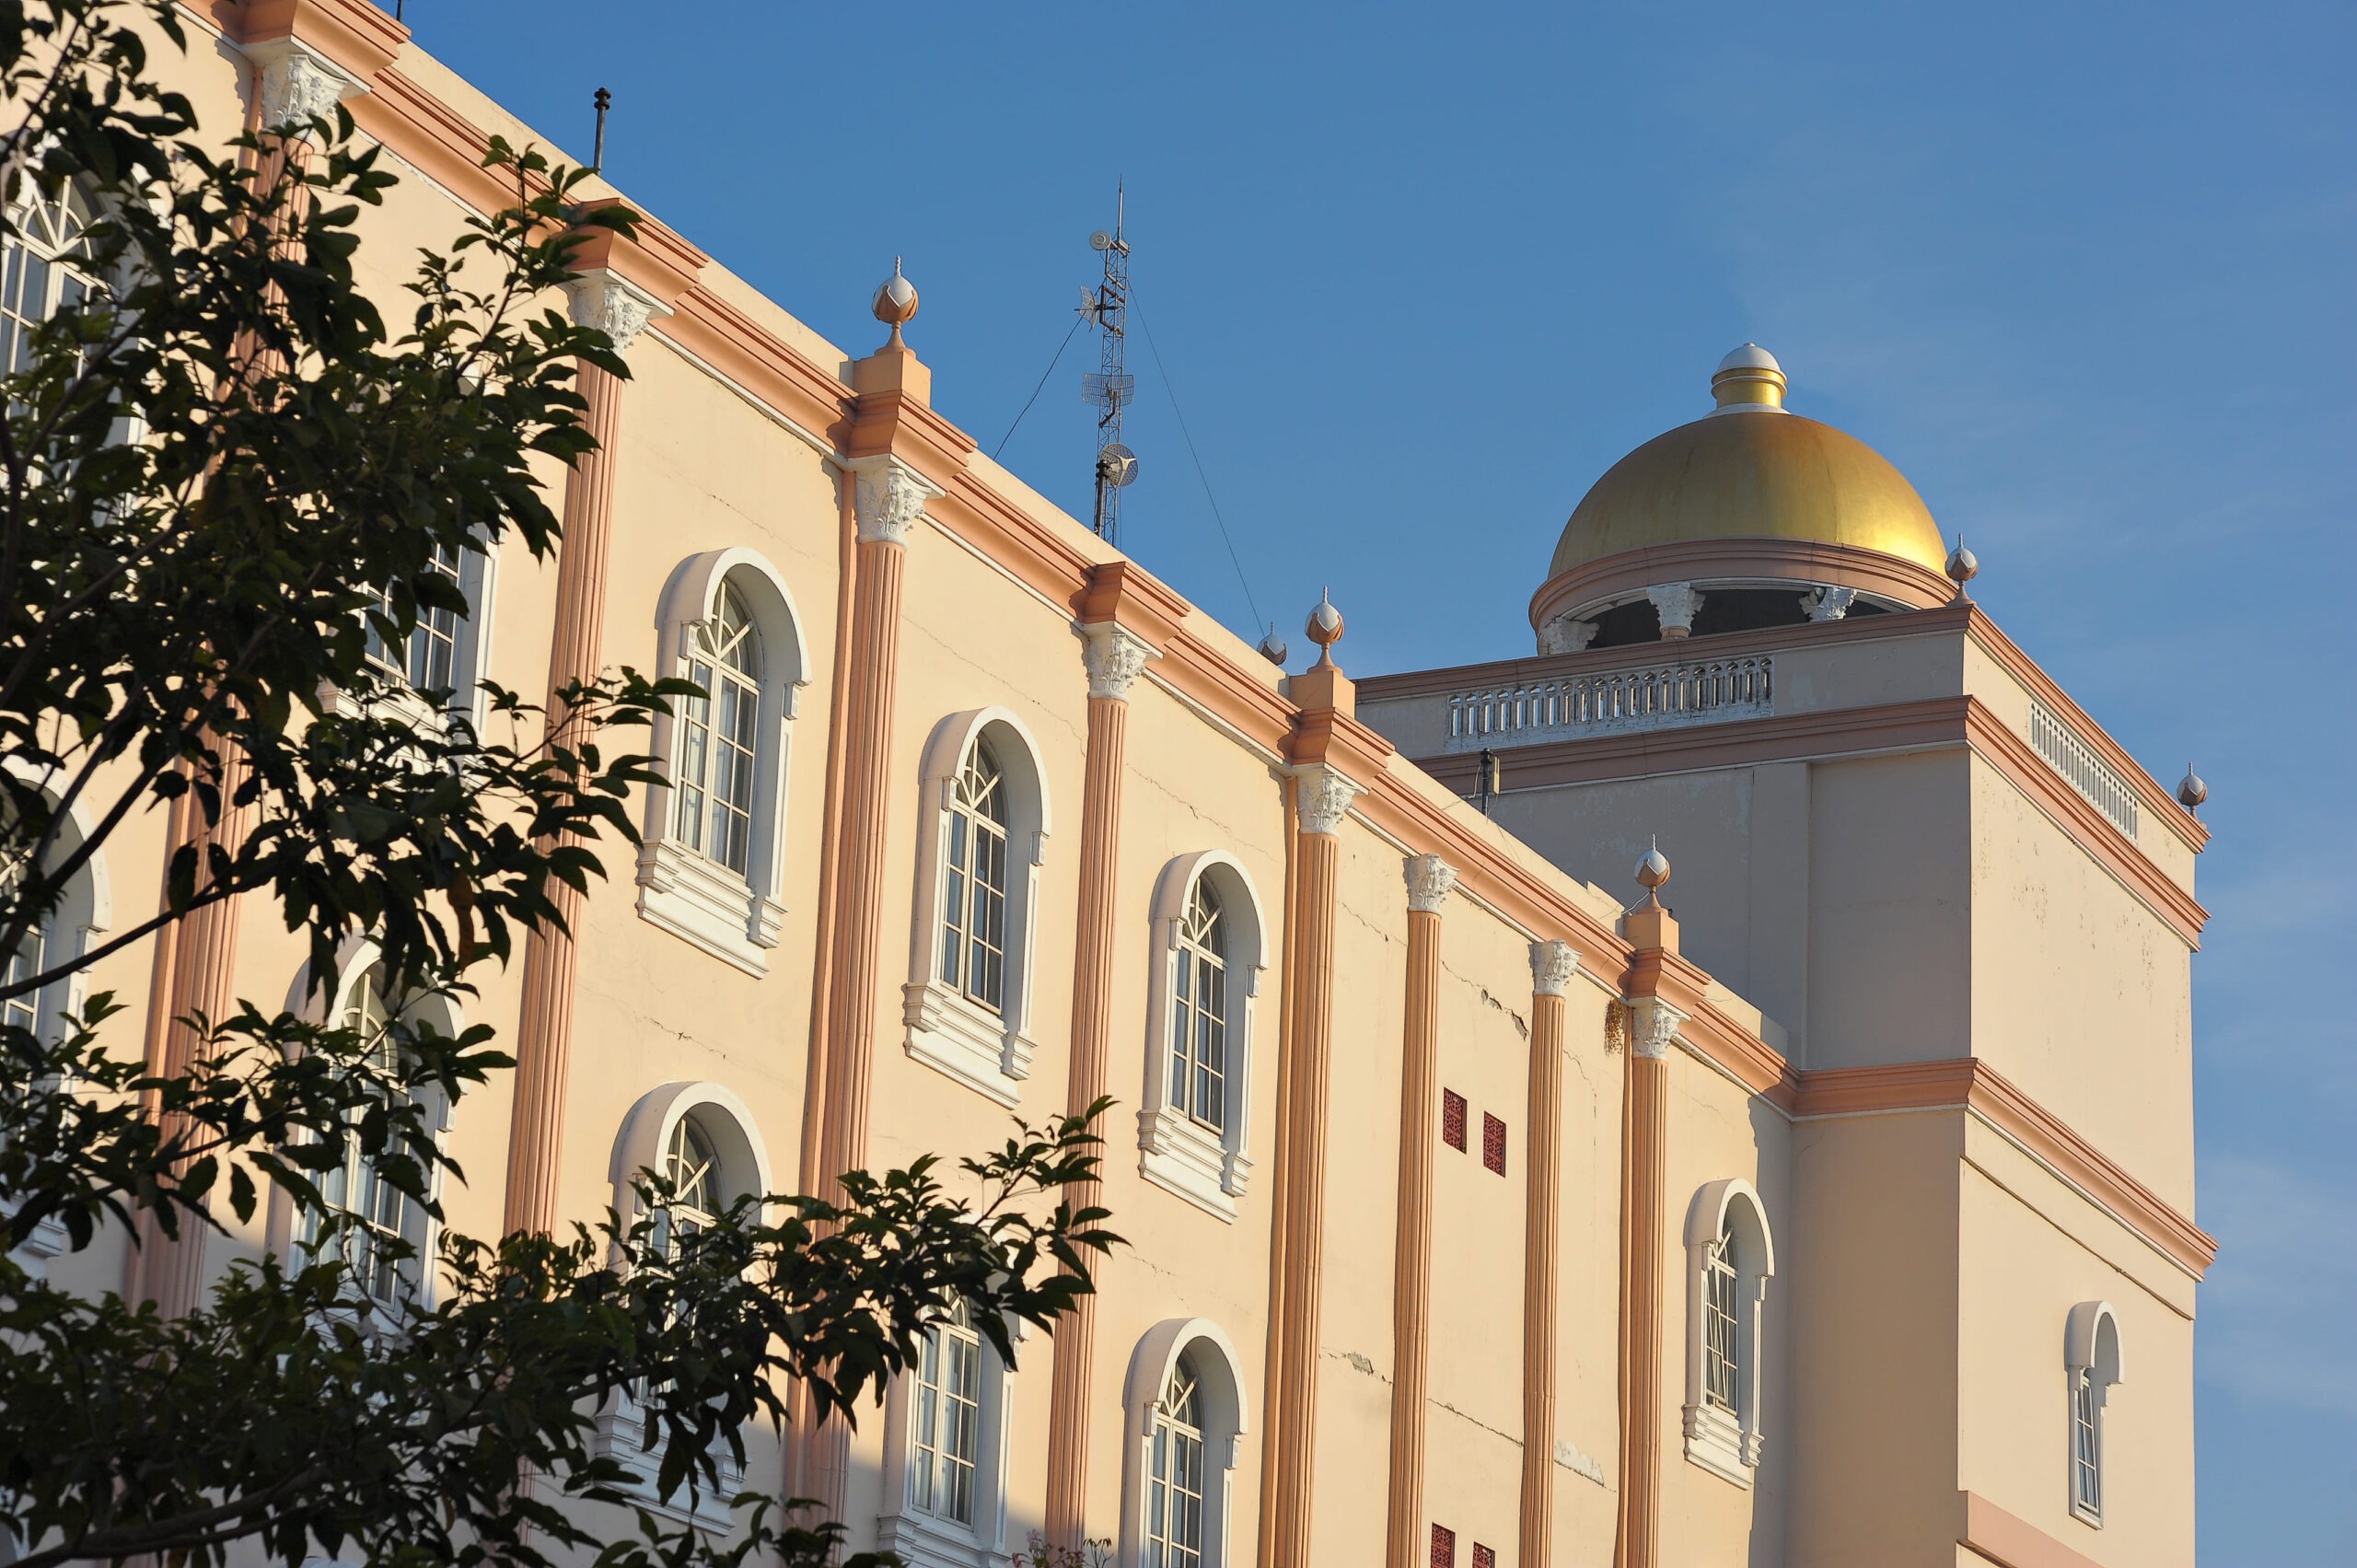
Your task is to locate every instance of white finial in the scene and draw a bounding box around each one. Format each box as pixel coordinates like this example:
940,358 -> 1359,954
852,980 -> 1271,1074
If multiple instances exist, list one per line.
2177,765 -> 2208,811
1711,343 -> 1788,413
1635,834 -> 1671,900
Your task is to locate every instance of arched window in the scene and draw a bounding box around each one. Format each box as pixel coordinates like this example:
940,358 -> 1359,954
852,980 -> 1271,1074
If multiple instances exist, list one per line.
1148,1358 -> 1208,1568
879,1289 -> 1016,1565
310,964 -> 415,1306
268,947 -> 455,1311
638,552 -> 808,975
673,583 -> 761,876
1,182 -> 97,375
599,1083 -> 776,1527
943,739 -> 1009,1011
1120,1318 -> 1248,1568
1138,853 -> 1270,1220
1682,1179 -> 1775,1487
2065,1301 -> 2123,1527
1169,882 -> 1226,1131
0,766 -> 111,1272
904,709 -> 1052,1105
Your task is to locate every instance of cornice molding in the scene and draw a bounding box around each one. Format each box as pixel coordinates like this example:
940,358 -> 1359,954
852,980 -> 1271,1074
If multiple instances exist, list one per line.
1795,1060 -> 2217,1278
1528,535 -> 1956,633
1411,694 -> 2205,948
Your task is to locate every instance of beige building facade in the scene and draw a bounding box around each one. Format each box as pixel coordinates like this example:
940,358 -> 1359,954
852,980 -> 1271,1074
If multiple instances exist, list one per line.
17,6 -> 2212,1566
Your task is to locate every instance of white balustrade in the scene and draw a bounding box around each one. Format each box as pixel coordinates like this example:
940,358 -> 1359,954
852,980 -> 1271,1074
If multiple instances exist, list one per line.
2028,702 -> 2140,841
1445,653 -> 1773,751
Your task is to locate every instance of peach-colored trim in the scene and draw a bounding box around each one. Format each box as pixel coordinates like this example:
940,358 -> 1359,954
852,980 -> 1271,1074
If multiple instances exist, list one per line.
1256,772 -> 1302,1561
1956,1490 -> 2107,1568
1625,946 -> 1799,1111
1794,1060 -> 2217,1276
503,358 -> 626,1238
1043,684 -> 1132,1548
212,0 -> 406,72
1413,695 -> 2206,948
1268,819 -> 1342,1564
1961,607 -> 2207,854
1615,1036 -> 1667,1568
783,470 -> 857,1502
1528,536 -> 1956,631
1519,987 -> 1567,1568
1383,904 -> 1444,1568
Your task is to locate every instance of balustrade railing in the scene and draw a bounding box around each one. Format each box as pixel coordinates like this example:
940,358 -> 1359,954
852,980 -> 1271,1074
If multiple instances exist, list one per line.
1445,652 -> 1773,750
2028,701 -> 2141,841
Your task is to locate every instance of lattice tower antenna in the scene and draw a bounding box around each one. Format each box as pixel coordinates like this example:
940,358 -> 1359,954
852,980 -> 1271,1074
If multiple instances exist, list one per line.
1080,184 -> 1137,543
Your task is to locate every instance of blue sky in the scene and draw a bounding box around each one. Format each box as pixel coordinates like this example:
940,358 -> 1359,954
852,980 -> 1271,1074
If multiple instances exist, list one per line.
412,3 -> 2352,1557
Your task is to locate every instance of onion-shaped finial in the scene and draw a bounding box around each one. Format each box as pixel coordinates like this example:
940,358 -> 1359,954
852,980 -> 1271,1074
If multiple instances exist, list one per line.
1945,536 -> 1980,603
1257,621 -> 1289,668
2177,765 -> 2208,811
1306,587 -> 1344,668
1634,835 -> 1671,903
872,256 -> 919,346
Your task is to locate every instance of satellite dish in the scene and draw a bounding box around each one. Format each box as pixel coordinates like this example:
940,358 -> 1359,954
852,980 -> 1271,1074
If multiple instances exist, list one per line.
1089,230 -> 1113,251
1098,443 -> 1139,488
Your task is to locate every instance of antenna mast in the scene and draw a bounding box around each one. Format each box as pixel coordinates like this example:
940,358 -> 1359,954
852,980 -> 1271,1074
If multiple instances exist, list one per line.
1081,185 -> 1137,543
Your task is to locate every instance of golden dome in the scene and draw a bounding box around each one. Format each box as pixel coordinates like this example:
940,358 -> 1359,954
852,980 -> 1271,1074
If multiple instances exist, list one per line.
1548,348 -> 1946,581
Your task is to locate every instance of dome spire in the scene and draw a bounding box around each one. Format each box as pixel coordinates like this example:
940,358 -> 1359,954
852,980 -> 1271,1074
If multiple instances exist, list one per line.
1711,343 -> 1787,413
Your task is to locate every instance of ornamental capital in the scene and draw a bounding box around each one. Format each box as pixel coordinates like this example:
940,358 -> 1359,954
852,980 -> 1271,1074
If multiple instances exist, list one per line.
1647,581 -> 1702,638
1537,615 -> 1598,656
850,456 -> 942,546
1404,854 -> 1457,913
565,268 -> 670,357
247,37 -> 368,133
1528,939 -> 1579,996
1630,995 -> 1689,1059
1295,765 -> 1364,837
1080,622 -> 1157,701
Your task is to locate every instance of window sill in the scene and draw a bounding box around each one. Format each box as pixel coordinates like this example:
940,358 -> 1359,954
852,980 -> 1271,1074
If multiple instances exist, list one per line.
877,1506 -> 1003,1568
902,981 -> 1033,1106
1137,1106 -> 1251,1221
2071,1504 -> 2104,1530
1681,1400 -> 1758,1489
594,1397 -> 743,1530
635,840 -> 784,977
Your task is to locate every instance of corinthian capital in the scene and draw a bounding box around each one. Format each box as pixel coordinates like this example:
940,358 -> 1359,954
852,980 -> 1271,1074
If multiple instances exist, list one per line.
1528,939 -> 1579,996
1080,622 -> 1157,701
1404,854 -> 1457,913
1630,996 -> 1688,1059
566,269 -> 670,357
1295,766 -> 1364,837
247,38 -> 367,132
851,457 -> 942,546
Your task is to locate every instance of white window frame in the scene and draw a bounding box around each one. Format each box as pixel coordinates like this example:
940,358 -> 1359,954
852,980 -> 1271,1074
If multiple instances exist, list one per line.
876,1305 -> 1022,1567
1117,1318 -> 1250,1568
1136,852 -> 1268,1220
598,1081 -> 776,1528
2064,1299 -> 2123,1527
262,937 -> 457,1313
0,760 -> 112,1273
636,550 -> 809,976
1681,1177 -> 1774,1487
903,708 -> 1051,1105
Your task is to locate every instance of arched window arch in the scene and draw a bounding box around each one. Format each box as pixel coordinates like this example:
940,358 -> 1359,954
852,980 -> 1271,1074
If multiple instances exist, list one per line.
264,940 -> 458,1310
1119,1318 -> 1249,1568
1138,852 -> 1270,1220
1682,1178 -> 1775,1487
0,762 -> 113,1272
638,550 -> 809,976
599,1082 -> 776,1527
904,709 -> 1051,1105
2065,1300 -> 2124,1527
1,180 -> 98,376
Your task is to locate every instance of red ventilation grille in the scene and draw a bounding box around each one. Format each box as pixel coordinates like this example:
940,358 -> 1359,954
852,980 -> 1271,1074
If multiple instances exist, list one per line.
1431,1523 -> 1457,1567
1442,1090 -> 1468,1152
1471,1545 -> 1496,1568
1482,1112 -> 1507,1175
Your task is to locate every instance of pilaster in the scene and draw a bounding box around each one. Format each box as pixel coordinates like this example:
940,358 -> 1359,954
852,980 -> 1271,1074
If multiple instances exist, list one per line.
1044,599 -> 1162,1548
1385,854 -> 1455,1568
1522,939 -> 1577,1568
